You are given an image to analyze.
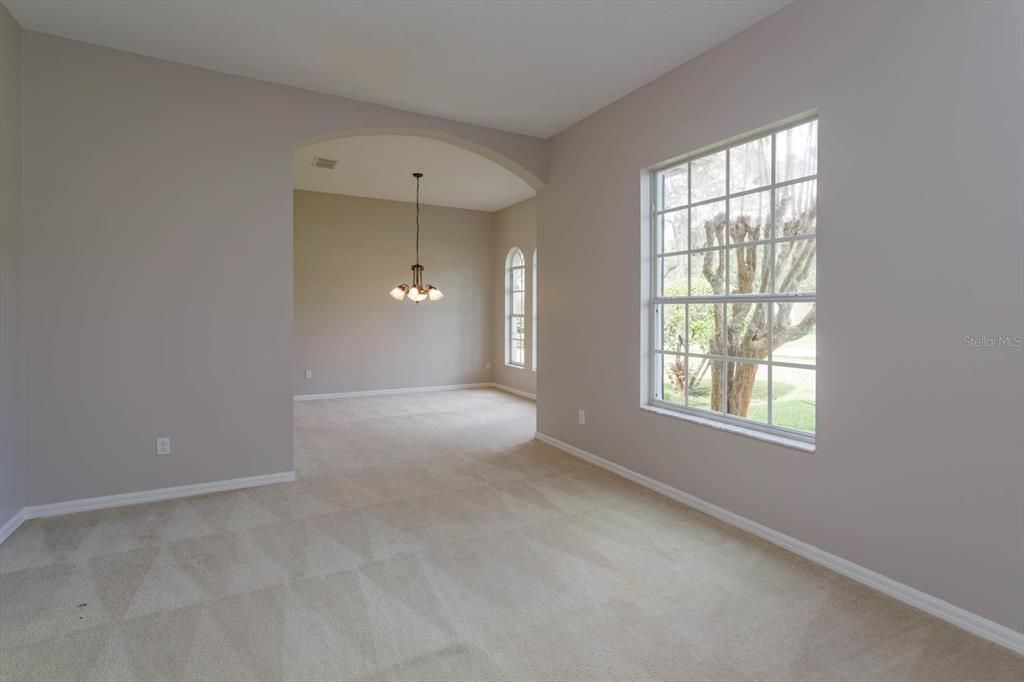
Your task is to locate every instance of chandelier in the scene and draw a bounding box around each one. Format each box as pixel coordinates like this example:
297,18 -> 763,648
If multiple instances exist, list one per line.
389,172 -> 443,303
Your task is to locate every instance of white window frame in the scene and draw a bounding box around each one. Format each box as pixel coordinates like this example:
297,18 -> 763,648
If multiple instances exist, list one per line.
531,249 -> 537,371
646,113 -> 817,448
506,248 -> 526,367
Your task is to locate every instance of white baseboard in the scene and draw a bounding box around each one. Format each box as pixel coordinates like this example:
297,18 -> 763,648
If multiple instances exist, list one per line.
0,507 -> 27,545
19,471 -> 296,522
534,431 -> 1024,655
294,382 -> 492,401
491,383 -> 537,400
294,382 -> 536,401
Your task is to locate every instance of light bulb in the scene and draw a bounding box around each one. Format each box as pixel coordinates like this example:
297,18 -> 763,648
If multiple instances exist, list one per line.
408,287 -> 427,302
427,286 -> 444,301
389,284 -> 408,301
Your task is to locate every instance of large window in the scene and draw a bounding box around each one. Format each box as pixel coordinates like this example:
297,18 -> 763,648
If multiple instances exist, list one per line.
648,116 -> 817,444
506,247 -> 526,367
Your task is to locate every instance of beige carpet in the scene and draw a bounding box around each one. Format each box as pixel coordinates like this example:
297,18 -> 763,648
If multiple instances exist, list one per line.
1,388 -> 1020,681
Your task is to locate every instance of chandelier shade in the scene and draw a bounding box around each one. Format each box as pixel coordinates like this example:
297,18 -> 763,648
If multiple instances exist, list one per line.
390,173 -> 443,304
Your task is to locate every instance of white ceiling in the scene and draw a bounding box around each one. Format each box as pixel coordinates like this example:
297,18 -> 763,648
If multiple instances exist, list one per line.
6,0 -> 789,138
294,135 -> 535,212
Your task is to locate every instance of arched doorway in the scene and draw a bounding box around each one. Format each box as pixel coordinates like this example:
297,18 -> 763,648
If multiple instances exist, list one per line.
290,129 -> 541,404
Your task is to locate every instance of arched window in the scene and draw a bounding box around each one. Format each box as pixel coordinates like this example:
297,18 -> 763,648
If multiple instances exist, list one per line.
531,249 -> 537,371
505,248 -> 526,367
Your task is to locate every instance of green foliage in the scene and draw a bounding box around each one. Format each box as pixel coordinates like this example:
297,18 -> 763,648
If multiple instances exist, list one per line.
661,277 -> 717,356
667,377 -> 815,433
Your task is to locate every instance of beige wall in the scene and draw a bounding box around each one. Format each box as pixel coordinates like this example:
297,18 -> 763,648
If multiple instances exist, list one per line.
21,32 -> 546,506
294,191 -> 493,395
491,197 -> 537,395
537,0 -> 1024,632
0,3 -> 23,527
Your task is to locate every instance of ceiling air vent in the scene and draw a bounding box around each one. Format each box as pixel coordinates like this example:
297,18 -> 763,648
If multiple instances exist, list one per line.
312,156 -> 338,170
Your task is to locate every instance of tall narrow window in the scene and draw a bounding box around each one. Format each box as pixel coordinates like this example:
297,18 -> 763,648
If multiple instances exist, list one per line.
649,116 -> 817,444
531,249 -> 537,371
506,248 -> 526,367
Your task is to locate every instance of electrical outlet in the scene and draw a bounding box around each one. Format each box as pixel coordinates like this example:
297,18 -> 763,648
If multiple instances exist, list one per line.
485,362 -> 492,370
578,410 -> 586,425
156,437 -> 171,456
305,370 -> 312,379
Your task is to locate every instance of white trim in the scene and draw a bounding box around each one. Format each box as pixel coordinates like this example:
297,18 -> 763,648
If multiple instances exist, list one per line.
534,431 -> 1024,655
21,471 -> 296,520
0,507 -> 27,545
492,383 -> 536,400
640,404 -> 814,452
294,382 -> 535,402
294,382 -> 492,402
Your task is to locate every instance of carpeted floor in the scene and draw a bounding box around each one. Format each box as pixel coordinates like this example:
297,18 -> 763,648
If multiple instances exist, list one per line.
1,388 -> 1021,681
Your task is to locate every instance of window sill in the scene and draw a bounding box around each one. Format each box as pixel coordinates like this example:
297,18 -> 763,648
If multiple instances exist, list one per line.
639,404 -> 815,453
505,363 -> 526,370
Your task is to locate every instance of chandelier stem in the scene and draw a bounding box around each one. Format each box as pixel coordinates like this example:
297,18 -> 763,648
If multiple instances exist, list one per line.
414,172 -> 421,265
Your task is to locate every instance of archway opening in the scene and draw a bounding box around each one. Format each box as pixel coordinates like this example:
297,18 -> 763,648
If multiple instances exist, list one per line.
291,130 -> 539,404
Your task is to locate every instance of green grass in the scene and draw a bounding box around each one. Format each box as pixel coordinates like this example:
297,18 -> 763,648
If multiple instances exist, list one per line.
661,378 -> 815,433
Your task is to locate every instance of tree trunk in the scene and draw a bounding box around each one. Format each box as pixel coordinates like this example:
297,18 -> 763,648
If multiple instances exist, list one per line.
727,361 -> 759,417
710,361 -> 723,411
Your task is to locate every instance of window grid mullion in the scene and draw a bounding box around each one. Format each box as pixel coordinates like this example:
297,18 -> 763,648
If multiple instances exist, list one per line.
651,172 -> 659,401
654,349 -> 813,372
659,233 -> 814,260
686,161 -> 692,296
653,171 -> 817,216
655,294 -> 814,305
683,303 -> 690,407
722,150 -> 730,414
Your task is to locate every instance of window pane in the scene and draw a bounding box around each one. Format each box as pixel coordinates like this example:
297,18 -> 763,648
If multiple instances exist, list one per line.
776,120 -> 818,182
511,250 -> 524,267
660,255 -> 687,297
773,302 -> 816,366
728,243 -> 769,295
661,167 -> 688,210
728,190 -> 771,245
687,303 -> 722,355
775,237 -> 815,293
691,151 -> 727,202
659,209 -> 687,254
658,304 -> 686,353
511,339 -> 525,365
689,249 -> 724,296
512,267 -> 525,291
726,301 -> 770,359
512,291 -> 525,315
775,180 -> 816,237
661,353 -> 686,405
729,135 -> 771,193
728,361 -> 769,424
771,365 -> 816,433
690,200 -> 726,250
513,316 -> 525,337
688,359 -> 723,412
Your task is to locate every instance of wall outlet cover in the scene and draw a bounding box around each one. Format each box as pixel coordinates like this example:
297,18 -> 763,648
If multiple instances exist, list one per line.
156,437 -> 171,456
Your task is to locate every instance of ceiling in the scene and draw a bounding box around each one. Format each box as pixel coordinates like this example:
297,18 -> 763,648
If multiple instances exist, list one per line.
294,135 -> 535,212
6,0 -> 789,138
